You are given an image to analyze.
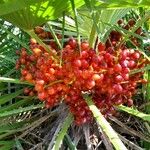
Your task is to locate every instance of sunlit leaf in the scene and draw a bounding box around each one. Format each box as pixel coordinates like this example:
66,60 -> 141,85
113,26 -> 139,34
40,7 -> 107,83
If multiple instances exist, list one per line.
117,105 -> 150,122
84,95 -> 128,150
0,0 -> 84,30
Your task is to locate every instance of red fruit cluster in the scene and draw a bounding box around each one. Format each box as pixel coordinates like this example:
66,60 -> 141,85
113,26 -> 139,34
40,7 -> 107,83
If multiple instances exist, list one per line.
16,32 -> 148,125
34,26 -> 62,50
105,18 -> 145,49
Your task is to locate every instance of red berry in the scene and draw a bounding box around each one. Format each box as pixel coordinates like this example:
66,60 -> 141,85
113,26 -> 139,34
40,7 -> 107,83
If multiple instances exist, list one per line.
32,48 -> 42,56
87,80 -> 95,89
113,84 -> 123,93
127,99 -> 133,107
92,74 -> 101,81
132,52 -> 140,60
35,84 -> 44,92
115,75 -> 124,83
81,51 -> 89,58
128,60 -> 136,68
38,91 -> 47,100
114,64 -> 122,72
98,42 -> 105,52
74,59 -> 82,67
68,38 -> 77,49
47,87 -> 56,95
25,73 -> 32,81
81,41 -> 89,51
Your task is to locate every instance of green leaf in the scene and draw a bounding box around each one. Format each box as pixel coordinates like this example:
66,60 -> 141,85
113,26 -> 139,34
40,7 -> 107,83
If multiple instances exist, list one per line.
84,95 -> 128,150
0,55 -> 15,63
0,89 -> 23,105
1,0 -> 85,30
130,65 -> 150,75
0,24 -> 30,51
99,9 -> 131,41
0,140 -> 15,150
0,97 -> 32,113
117,105 -> 150,122
15,139 -> 24,150
64,134 -> 77,150
0,77 -> 33,85
94,1 -> 150,9
144,71 -> 150,113
0,0 -> 38,16
52,113 -> 73,150
0,120 -> 28,133
0,104 -> 44,118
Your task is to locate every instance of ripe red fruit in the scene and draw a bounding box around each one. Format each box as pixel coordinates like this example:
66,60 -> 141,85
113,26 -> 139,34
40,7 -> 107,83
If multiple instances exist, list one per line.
92,74 -> 101,81
20,58 -> 26,64
128,60 -> 136,68
25,73 -> 32,81
122,68 -> 130,74
113,84 -> 123,93
120,50 -> 128,60
68,38 -> 77,49
74,59 -> 82,67
21,69 -> 27,76
81,59 -> 89,68
120,60 -> 129,68
81,41 -> 89,51
29,91 -> 34,96
104,53 -> 112,62
36,80 -> 45,85
114,98 -> 123,105
35,84 -> 44,92
114,64 -> 122,72
16,34 -> 149,125
49,68 -> 55,74
115,75 -> 124,83
32,48 -> 42,56
30,38 -> 37,44
30,55 -> 36,61
38,91 -> 47,100
47,87 -> 56,95
87,80 -> 95,89
98,42 -> 105,52
122,73 -> 129,80
81,51 -> 89,59
132,52 -> 140,60
34,26 -> 44,34
127,99 -> 133,107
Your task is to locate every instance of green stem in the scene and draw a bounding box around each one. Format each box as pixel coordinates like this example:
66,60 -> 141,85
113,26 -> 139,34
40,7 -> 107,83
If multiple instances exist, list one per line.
60,11 -> 65,66
117,105 -> 150,122
64,134 -> 77,150
52,113 -> 73,150
84,0 -> 101,53
26,29 -> 51,53
46,23 -> 62,50
70,0 -> 81,54
89,11 -> 99,48
83,95 -> 127,150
